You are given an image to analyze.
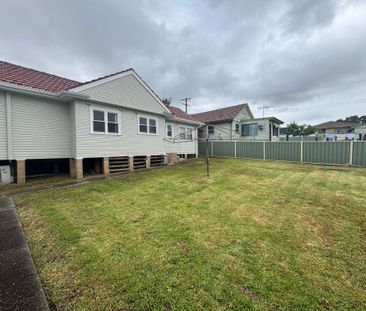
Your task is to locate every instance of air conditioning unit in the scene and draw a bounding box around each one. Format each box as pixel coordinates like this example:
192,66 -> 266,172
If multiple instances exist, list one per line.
0,165 -> 13,184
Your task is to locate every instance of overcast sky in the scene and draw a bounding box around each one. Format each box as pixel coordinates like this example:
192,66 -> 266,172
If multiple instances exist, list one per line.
1,0 -> 365,125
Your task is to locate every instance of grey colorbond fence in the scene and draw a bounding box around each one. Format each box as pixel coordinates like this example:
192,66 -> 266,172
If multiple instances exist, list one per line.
198,140 -> 366,167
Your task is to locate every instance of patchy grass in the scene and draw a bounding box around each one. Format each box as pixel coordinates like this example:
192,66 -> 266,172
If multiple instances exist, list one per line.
0,175 -> 71,196
16,159 -> 366,310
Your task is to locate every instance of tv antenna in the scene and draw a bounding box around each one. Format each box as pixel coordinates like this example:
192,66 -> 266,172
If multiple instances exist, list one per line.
258,105 -> 275,117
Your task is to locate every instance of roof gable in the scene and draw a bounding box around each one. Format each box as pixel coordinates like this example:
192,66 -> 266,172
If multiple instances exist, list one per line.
191,104 -> 252,123
73,72 -> 171,115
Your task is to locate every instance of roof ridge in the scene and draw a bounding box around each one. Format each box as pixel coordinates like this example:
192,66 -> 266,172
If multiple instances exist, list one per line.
78,67 -> 134,87
191,103 -> 247,116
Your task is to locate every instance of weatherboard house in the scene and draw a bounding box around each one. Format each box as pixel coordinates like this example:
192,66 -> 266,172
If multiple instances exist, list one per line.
0,61 -> 201,184
192,104 -> 283,141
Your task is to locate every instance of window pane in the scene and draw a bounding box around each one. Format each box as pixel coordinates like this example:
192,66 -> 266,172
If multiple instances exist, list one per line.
108,123 -> 118,133
149,125 -> 157,134
94,121 -> 105,132
167,124 -> 172,137
149,119 -> 156,126
139,117 -> 147,125
108,112 -> 118,123
93,110 -> 104,121
187,128 -> 193,140
140,124 -> 148,133
242,124 -> 249,136
208,125 -> 214,134
179,126 -> 186,139
249,123 -> 258,136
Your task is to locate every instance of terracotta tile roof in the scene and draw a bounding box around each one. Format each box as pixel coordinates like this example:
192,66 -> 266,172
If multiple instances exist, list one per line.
0,60 -> 81,92
167,106 -> 200,122
314,121 -> 359,129
191,103 -> 250,123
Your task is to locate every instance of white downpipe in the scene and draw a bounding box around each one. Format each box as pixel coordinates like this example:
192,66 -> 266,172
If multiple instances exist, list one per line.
263,141 -> 266,160
234,140 -> 237,158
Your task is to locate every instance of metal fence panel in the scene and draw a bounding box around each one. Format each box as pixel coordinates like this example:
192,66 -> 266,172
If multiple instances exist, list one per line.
198,141 -> 212,156
288,136 -> 317,142
303,142 -> 350,165
212,141 -> 235,157
236,142 -> 263,159
353,142 -> 366,167
266,142 -> 301,162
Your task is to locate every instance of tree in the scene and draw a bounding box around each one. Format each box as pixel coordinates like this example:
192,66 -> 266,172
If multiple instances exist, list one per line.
161,97 -> 172,106
286,122 -> 315,136
303,125 -> 315,135
337,115 -> 366,124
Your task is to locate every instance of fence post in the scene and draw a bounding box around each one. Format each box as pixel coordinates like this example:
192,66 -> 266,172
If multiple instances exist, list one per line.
349,140 -> 353,166
234,141 -> 237,158
300,141 -> 304,163
263,141 -> 266,160
211,140 -> 214,157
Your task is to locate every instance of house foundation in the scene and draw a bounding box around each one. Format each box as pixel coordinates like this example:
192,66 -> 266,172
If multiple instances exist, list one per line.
16,160 -> 26,184
70,159 -> 83,180
102,157 -> 110,176
128,156 -> 134,172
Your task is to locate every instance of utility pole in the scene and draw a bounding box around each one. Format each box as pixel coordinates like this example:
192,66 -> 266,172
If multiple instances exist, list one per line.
258,105 -> 275,118
181,97 -> 191,113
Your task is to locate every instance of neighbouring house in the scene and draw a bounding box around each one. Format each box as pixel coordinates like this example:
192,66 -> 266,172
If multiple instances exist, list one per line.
314,120 -> 362,140
0,61 -> 201,184
191,103 -> 283,141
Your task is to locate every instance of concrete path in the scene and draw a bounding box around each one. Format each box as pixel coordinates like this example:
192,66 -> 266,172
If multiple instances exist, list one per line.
0,196 -> 49,311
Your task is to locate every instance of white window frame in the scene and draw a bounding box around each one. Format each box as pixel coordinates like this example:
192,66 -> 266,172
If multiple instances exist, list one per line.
90,106 -> 121,135
178,125 -> 194,141
137,114 -> 159,135
207,125 -> 215,136
166,123 -> 173,138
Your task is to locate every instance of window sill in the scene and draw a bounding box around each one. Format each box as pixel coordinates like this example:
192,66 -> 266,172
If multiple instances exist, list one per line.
137,132 -> 159,136
90,131 -> 122,136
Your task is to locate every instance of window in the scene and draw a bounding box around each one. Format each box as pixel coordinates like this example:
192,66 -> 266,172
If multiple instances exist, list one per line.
139,117 -> 148,133
166,123 -> 173,137
187,128 -> 193,140
179,125 -> 193,140
93,110 -> 105,133
242,123 -> 258,137
235,123 -> 240,133
138,115 -> 159,135
108,112 -> 119,133
208,125 -> 215,135
91,107 -> 120,134
149,118 -> 157,134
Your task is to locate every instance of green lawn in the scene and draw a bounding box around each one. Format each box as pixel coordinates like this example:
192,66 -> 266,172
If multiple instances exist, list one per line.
16,159 -> 366,310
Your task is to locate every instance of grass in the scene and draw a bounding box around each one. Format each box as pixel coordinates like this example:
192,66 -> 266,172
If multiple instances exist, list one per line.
16,158 -> 366,310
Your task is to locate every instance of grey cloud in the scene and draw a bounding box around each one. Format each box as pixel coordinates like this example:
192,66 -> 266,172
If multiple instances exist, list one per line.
0,0 -> 365,124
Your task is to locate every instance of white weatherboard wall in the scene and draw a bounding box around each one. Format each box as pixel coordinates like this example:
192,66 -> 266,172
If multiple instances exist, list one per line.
11,94 -> 72,159
74,101 -> 167,158
78,74 -> 167,115
165,123 -> 197,154
0,91 -> 7,160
